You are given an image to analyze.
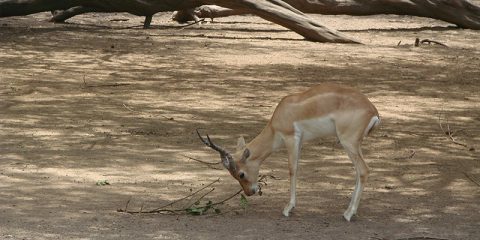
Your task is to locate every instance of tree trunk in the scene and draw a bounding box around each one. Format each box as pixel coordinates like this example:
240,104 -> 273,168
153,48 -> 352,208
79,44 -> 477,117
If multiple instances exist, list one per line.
0,0 -> 197,17
50,6 -> 154,28
50,6 -> 96,22
203,0 -> 358,43
181,0 -> 480,30
143,15 -> 153,28
0,0 -> 358,43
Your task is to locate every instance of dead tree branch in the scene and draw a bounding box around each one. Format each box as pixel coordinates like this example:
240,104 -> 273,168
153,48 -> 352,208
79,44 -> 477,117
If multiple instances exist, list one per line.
151,178 -> 220,212
420,38 -> 449,47
181,154 -> 222,170
117,178 -> 244,215
415,38 -> 448,47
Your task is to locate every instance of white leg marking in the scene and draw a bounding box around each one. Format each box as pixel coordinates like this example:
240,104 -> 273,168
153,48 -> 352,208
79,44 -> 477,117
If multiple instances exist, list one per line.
342,144 -> 368,222
282,130 -> 302,217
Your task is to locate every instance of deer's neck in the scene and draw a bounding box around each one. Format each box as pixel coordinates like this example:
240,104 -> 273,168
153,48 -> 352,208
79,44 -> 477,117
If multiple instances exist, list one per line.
246,122 -> 278,163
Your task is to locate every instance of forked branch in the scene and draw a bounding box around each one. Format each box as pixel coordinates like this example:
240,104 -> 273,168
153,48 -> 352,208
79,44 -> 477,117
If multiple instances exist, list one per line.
117,178 -> 243,215
438,113 -> 470,148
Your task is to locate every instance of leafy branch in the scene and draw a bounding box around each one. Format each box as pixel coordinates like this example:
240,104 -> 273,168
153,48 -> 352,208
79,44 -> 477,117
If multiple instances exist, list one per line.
117,178 -> 243,215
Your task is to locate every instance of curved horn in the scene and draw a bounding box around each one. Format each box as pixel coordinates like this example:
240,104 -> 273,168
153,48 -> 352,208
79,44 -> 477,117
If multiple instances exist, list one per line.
196,129 -> 228,156
196,129 -> 234,170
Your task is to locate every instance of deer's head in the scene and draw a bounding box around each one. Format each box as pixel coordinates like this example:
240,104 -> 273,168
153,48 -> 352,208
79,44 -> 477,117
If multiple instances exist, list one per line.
197,130 -> 259,196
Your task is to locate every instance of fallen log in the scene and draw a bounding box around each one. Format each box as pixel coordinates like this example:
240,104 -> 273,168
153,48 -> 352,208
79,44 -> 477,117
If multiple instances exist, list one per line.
0,0 -> 358,43
179,0 -> 480,30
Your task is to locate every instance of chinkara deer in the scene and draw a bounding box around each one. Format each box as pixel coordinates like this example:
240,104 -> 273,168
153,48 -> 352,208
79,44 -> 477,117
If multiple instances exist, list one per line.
197,83 -> 380,221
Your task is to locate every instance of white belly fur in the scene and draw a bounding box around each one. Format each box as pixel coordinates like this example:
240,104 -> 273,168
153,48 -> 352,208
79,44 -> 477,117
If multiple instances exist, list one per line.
293,116 -> 337,141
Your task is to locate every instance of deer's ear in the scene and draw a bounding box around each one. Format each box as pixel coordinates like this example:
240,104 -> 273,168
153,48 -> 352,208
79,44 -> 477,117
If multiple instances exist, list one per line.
240,148 -> 250,163
236,136 -> 246,151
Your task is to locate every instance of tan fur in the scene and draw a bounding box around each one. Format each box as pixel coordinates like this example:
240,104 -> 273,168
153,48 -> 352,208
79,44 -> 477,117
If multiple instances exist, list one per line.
226,83 -> 379,220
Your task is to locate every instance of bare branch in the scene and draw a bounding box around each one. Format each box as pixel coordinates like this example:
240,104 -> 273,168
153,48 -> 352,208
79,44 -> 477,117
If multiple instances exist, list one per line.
151,178 -> 220,211
464,172 -> 480,187
438,113 -> 469,148
116,178 -> 244,215
181,154 -> 222,170
420,39 -> 448,47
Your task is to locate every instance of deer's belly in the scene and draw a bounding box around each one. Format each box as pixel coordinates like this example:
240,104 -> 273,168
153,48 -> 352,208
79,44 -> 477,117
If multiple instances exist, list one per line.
294,116 -> 337,141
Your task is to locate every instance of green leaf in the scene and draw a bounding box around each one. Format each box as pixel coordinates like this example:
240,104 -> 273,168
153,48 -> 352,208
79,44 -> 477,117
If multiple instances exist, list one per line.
185,199 -> 222,216
186,207 -> 204,215
95,180 -> 110,186
240,194 -> 248,209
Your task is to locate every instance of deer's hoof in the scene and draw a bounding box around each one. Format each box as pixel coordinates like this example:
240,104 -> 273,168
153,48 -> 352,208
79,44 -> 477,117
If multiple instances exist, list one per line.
343,211 -> 354,222
282,203 -> 295,217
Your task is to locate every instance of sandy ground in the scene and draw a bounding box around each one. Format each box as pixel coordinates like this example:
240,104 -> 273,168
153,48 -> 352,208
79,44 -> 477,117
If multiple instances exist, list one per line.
0,10 -> 479,240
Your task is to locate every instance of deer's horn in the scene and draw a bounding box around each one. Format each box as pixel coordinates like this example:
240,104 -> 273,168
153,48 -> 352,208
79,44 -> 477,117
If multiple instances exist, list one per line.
196,129 -> 233,170
196,129 -> 229,155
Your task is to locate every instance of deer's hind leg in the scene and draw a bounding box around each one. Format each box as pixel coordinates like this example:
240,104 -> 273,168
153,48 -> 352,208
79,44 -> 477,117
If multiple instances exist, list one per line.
337,131 -> 369,221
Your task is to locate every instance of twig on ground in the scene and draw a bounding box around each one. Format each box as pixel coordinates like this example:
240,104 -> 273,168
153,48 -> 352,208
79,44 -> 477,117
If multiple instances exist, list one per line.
151,178 -> 220,211
464,172 -> 480,187
125,25 -> 145,29
420,39 -> 448,47
181,154 -> 222,170
117,172 -> 277,215
438,114 -> 469,148
450,129 -> 465,138
84,83 -> 131,88
414,38 -> 448,47
122,103 -> 174,121
184,187 -> 216,209
122,103 -> 136,112
211,189 -> 242,207
117,178 -> 244,215
180,19 -> 206,30
124,198 -> 131,212
393,149 -> 416,160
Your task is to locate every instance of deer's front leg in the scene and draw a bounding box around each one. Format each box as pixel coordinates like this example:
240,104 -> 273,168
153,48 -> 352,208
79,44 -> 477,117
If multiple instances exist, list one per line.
282,133 -> 302,217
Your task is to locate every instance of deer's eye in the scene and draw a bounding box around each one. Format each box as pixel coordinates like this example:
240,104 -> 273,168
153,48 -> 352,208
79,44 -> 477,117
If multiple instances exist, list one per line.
239,172 -> 245,179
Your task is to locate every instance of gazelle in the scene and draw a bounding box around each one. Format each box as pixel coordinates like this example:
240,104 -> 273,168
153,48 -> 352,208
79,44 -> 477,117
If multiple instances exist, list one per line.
197,83 -> 380,221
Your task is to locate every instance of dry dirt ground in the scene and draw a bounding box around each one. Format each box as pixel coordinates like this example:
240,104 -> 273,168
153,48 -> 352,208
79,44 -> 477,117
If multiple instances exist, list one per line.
1,9 -> 479,240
